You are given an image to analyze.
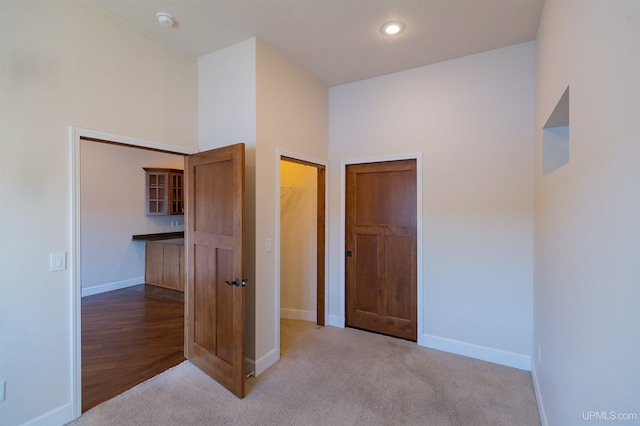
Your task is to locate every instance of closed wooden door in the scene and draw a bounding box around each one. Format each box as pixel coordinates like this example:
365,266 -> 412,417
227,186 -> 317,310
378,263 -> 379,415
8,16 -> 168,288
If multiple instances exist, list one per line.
346,159 -> 417,341
185,143 -> 246,398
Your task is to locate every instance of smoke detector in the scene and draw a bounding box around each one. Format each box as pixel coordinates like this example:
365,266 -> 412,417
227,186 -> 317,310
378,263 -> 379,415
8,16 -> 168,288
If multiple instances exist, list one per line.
156,12 -> 176,28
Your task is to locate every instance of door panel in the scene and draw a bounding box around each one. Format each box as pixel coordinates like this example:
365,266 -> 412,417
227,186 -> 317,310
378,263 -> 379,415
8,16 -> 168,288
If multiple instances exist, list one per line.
386,235 -> 416,319
346,159 -> 417,341
354,234 -> 379,313
193,245 -> 214,352
186,143 -> 245,398
214,248 -> 234,364
194,161 -> 233,235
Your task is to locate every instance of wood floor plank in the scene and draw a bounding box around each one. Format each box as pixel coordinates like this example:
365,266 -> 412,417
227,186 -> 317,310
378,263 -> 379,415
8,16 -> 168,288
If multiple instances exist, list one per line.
81,284 -> 184,412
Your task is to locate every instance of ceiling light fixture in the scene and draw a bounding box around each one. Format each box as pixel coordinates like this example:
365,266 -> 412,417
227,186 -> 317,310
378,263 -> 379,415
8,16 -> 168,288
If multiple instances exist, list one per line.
156,12 -> 176,28
380,21 -> 406,36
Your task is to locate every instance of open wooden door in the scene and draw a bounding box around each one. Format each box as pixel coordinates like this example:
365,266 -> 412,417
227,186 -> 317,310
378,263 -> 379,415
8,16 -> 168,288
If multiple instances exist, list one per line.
185,143 -> 246,398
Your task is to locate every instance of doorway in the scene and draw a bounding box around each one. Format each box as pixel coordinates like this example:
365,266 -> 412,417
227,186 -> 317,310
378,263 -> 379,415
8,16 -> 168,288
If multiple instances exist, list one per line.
345,159 -> 418,341
278,154 -> 326,328
71,127 -> 196,417
77,135 -> 189,411
73,129 -> 248,415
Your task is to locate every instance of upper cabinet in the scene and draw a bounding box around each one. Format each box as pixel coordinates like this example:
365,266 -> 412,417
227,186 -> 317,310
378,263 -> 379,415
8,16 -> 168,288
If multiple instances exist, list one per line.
144,168 -> 183,215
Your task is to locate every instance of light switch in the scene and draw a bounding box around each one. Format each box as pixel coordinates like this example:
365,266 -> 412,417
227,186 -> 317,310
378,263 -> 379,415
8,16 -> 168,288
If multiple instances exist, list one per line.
50,252 -> 66,272
265,238 -> 272,252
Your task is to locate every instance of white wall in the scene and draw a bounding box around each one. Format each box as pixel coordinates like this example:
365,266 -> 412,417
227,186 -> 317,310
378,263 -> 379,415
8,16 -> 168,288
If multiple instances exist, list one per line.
0,1 -> 198,424
255,40 -> 328,374
329,42 -> 535,369
198,38 -> 258,370
199,39 -> 257,150
80,141 -> 185,296
533,2 -> 640,425
280,161 -> 317,321
198,38 -> 328,376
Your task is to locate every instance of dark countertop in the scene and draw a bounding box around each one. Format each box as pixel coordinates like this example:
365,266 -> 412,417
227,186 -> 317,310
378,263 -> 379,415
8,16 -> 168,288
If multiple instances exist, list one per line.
146,238 -> 184,246
132,231 -> 184,242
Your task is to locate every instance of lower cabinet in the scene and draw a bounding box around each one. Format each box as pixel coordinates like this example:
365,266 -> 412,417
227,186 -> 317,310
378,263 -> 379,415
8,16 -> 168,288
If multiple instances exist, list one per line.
145,240 -> 184,291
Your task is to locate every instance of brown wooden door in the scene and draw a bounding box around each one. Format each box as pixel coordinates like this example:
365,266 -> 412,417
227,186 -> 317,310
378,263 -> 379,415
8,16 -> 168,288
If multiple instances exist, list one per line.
185,143 -> 246,398
345,159 -> 417,341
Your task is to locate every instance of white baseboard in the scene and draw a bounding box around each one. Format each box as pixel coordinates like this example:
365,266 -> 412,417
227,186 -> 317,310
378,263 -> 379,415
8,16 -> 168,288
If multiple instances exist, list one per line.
531,362 -> 549,426
23,402 -> 73,426
421,333 -> 532,371
81,277 -> 144,297
253,347 -> 279,377
280,308 -> 316,322
327,314 -> 344,328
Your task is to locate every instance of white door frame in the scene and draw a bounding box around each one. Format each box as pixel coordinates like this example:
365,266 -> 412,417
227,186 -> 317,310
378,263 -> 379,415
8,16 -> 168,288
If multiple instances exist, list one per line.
339,153 -> 424,345
69,126 -> 195,419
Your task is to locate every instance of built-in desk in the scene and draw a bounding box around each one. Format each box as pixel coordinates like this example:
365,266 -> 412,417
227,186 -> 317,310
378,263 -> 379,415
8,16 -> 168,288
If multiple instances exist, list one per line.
133,233 -> 184,292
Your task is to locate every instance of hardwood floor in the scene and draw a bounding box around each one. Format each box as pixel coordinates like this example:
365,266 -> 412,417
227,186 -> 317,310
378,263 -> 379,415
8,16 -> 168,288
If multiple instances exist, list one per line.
81,284 -> 184,412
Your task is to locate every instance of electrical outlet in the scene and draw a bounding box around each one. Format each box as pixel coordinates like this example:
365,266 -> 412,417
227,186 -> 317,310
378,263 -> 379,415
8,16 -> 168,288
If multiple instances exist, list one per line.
265,238 -> 272,252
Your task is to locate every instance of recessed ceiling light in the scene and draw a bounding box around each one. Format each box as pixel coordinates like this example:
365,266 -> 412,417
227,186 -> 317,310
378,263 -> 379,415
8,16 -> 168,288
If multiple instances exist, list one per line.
156,12 -> 176,28
380,21 -> 406,36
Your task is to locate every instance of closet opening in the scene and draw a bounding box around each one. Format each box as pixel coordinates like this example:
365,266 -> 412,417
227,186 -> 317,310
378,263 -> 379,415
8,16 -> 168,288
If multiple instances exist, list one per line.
278,155 -> 326,327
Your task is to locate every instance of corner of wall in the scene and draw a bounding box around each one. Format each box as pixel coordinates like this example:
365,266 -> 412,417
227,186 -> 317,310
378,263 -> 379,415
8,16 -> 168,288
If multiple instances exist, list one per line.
531,362 -> 549,426
253,348 -> 279,377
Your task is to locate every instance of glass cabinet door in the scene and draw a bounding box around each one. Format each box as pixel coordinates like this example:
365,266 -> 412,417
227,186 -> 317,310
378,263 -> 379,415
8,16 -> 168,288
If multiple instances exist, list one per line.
144,168 -> 183,216
146,171 -> 168,215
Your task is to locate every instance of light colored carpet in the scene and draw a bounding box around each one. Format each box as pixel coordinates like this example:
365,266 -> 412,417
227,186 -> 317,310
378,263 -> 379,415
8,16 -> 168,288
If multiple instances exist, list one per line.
70,320 -> 540,425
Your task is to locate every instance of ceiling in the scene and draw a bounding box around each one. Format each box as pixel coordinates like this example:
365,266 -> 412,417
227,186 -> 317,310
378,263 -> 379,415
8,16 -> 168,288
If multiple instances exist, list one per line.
86,0 -> 544,87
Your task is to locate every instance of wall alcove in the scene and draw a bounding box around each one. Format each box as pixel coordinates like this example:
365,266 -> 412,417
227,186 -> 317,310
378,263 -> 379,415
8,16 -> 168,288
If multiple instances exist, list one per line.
542,86 -> 570,176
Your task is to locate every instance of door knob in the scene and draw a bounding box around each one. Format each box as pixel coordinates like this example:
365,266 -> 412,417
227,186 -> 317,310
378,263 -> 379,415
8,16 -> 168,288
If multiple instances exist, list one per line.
225,279 -> 247,287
